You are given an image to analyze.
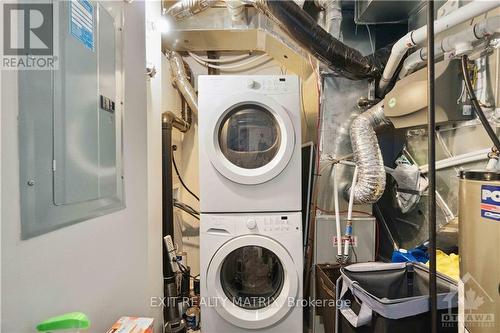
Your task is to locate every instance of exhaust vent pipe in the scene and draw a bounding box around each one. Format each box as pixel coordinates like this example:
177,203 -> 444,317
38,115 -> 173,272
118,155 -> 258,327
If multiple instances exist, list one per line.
166,50 -> 198,115
164,0 -> 217,21
349,101 -> 390,204
251,0 -> 381,80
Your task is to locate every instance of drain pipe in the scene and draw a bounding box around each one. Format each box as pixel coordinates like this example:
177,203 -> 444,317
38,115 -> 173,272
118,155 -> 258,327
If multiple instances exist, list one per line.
378,0 -> 499,94
349,101 -> 391,204
400,16 -> 500,79
162,52 -> 195,333
166,51 -> 198,115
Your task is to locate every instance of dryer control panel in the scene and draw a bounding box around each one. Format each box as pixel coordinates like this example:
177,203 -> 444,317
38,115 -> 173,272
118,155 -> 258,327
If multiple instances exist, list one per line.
199,75 -> 300,95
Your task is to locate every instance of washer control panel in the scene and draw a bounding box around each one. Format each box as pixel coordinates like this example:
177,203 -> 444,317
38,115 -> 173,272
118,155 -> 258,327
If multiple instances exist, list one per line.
202,212 -> 301,236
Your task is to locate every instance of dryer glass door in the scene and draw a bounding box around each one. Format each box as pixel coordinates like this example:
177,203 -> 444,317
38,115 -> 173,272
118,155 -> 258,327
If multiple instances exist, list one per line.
207,93 -> 296,185
218,105 -> 281,170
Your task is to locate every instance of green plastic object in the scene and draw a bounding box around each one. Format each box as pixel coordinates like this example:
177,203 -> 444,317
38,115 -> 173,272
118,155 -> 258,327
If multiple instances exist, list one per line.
36,312 -> 90,332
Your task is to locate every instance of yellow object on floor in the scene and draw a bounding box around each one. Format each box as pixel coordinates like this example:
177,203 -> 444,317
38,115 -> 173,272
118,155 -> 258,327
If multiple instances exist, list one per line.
426,250 -> 459,281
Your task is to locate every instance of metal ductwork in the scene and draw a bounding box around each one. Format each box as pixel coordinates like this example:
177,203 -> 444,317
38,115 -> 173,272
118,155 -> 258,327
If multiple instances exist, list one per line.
164,0 -> 217,21
349,101 -> 390,204
166,50 -> 198,115
251,0 -> 381,80
226,0 -> 246,23
314,0 -> 342,38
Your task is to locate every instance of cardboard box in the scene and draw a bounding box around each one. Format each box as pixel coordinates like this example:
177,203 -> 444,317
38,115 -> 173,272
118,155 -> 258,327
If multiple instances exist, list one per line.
106,317 -> 154,333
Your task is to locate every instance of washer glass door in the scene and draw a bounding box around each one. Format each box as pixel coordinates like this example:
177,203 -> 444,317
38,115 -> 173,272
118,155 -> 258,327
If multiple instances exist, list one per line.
206,235 -> 299,329
220,245 -> 284,310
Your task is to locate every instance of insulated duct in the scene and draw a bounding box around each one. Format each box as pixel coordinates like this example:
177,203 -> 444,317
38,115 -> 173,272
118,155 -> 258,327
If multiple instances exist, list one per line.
349,101 -> 390,204
251,0 -> 381,80
166,50 -> 198,114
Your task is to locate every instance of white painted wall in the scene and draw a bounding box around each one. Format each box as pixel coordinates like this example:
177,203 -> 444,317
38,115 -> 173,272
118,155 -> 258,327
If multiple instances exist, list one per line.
1,1 -> 162,331
145,1 -> 165,332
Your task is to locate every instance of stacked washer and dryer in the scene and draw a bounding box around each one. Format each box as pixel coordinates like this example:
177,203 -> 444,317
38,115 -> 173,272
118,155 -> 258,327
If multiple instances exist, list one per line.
198,75 -> 303,332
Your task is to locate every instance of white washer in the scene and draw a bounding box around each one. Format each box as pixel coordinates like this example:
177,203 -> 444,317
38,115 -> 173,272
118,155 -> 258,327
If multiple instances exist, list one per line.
200,212 -> 303,333
198,75 -> 302,213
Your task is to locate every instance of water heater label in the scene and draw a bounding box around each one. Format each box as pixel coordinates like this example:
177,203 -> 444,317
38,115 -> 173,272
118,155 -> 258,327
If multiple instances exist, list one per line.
480,185 -> 500,221
70,0 -> 94,51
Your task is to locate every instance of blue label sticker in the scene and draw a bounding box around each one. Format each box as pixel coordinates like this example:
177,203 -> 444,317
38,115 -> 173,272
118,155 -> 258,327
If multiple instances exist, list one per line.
480,185 -> 500,221
70,0 -> 94,51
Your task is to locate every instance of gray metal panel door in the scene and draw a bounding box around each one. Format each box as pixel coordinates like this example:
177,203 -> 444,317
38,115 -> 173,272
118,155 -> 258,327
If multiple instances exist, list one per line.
53,0 -> 99,205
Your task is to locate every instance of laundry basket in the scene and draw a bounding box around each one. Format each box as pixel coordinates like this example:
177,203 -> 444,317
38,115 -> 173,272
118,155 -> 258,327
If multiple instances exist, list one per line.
337,262 -> 458,333
315,264 -> 342,332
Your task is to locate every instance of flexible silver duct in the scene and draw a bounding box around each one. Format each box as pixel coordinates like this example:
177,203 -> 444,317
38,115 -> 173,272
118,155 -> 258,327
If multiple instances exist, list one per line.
350,101 -> 390,204
164,0 -> 217,20
314,0 -> 342,38
166,50 -> 198,115
226,1 -> 246,22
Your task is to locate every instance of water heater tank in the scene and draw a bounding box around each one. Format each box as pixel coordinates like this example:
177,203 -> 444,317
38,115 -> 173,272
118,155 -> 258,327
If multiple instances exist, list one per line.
458,170 -> 500,332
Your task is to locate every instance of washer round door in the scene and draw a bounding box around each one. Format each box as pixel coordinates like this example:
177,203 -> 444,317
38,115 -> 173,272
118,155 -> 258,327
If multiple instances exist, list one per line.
206,235 -> 299,329
206,92 -> 296,185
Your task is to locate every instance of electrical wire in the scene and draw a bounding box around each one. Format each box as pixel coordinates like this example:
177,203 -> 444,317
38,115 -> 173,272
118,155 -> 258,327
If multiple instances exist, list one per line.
188,51 -> 252,63
174,203 -> 200,220
461,55 -> 500,151
173,199 -> 199,215
189,52 -> 269,70
172,151 -> 200,201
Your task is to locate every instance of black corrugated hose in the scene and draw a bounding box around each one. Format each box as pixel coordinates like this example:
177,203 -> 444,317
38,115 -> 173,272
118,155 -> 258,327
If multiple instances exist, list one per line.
461,55 -> 500,151
262,0 -> 382,80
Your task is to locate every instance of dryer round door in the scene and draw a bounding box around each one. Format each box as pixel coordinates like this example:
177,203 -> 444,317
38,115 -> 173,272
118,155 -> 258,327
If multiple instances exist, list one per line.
206,92 -> 296,185
206,234 -> 299,329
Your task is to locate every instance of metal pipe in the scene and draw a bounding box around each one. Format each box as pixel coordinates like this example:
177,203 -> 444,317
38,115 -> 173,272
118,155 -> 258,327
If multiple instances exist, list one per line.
163,111 -> 191,133
400,16 -> 500,79
226,0 -> 245,23
314,0 -> 342,38
166,50 -> 198,115
426,1 -> 437,332
162,120 -> 175,244
164,0 -> 217,20
349,101 -> 390,204
461,55 -> 500,151
379,0 -> 499,94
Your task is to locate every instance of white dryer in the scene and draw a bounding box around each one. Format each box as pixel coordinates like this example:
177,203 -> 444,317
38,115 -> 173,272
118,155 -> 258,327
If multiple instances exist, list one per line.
200,212 -> 303,333
198,75 -> 301,213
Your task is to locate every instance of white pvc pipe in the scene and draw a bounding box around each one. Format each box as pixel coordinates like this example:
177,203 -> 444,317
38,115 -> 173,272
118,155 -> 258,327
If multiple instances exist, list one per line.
379,0 -> 499,93
486,158 -> 498,171
188,51 -> 252,63
419,148 -> 491,173
400,16 -> 500,79
344,166 -> 358,257
332,164 -> 342,257
189,52 -> 269,70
